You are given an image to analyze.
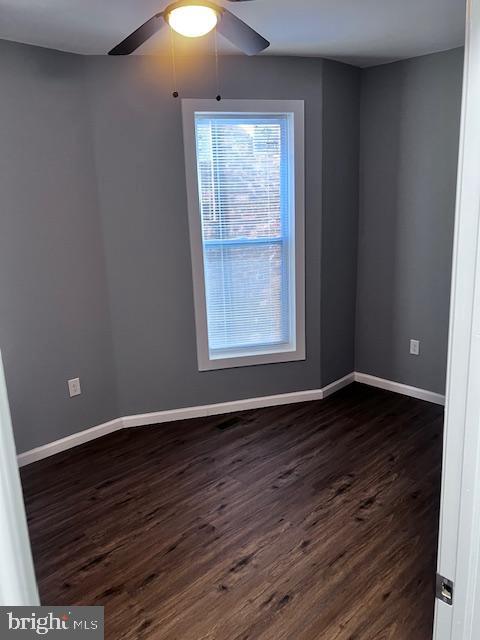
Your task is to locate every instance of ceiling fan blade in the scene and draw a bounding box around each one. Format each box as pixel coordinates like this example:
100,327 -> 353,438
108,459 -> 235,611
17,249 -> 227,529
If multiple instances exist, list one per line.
217,8 -> 269,55
108,14 -> 165,55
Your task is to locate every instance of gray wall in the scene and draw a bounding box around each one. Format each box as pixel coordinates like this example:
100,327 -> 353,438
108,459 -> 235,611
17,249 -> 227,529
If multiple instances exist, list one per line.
86,54 -> 360,416
0,43 -> 360,452
0,38 -> 461,453
0,40 -> 117,453
321,61 -> 360,385
356,48 -> 463,393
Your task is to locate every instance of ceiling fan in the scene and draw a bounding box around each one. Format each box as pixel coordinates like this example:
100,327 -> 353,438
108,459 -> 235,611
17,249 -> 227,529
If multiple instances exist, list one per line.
108,0 -> 270,56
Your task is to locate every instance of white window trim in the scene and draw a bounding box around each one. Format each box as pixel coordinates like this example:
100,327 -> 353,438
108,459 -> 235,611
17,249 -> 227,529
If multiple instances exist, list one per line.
182,99 -> 305,371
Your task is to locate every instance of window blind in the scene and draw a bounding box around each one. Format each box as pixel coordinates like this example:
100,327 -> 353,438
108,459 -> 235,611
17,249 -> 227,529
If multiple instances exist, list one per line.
194,113 -> 295,357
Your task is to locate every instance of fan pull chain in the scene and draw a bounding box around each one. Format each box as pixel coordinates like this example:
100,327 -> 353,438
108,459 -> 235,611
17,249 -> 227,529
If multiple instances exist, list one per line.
169,26 -> 179,98
214,28 -> 221,101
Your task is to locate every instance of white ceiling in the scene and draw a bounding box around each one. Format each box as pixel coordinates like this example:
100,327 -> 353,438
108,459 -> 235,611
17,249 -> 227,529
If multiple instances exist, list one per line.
0,0 -> 466,67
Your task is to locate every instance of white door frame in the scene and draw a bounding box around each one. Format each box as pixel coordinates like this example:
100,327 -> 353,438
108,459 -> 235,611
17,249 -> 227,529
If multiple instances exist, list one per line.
0,350 -> 39,605
434,0 -> 480,638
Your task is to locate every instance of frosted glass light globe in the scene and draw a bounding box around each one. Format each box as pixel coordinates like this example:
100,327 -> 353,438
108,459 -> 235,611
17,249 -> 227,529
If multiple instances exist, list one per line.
168,5 -> 218,38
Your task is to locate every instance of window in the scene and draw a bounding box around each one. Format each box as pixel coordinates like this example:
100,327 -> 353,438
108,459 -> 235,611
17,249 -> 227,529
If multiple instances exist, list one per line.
182,100 -> 305,370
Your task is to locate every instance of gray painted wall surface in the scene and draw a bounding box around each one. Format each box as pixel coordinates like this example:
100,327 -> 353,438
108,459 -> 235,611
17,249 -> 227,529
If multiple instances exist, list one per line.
321,61 -> 360,385
356,48 -> 463,393
86,55 -> 360,416
0,45 -> 360,451
0,40 -> 117,453
0,39 -> 461,453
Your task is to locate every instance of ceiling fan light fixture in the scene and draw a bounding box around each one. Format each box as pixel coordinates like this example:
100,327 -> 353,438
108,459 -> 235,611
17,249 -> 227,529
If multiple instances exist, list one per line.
167,5 -> 219,38
108,0 -> 270,57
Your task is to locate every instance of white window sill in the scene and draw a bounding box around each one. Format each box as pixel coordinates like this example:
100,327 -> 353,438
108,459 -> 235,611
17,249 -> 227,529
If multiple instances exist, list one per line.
198,347 -> 306,371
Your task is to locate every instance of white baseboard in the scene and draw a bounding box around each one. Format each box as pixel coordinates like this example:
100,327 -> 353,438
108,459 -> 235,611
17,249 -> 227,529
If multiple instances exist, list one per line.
321,373 -> 355,398
17,418 -> 124,467
121,389 -> 322,428
17,384 -> 338,467
17,371 -> 444,467
354,372 -> 445,405
122,375 -> 354,430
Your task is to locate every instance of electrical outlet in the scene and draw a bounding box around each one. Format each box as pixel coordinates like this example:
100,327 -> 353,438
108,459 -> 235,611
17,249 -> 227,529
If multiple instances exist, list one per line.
410,339 -> 420,356
68,377 -> 81,397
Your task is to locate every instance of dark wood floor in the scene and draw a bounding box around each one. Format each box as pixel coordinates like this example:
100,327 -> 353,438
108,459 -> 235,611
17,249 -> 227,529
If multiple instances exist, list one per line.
20,383 -> 443,640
